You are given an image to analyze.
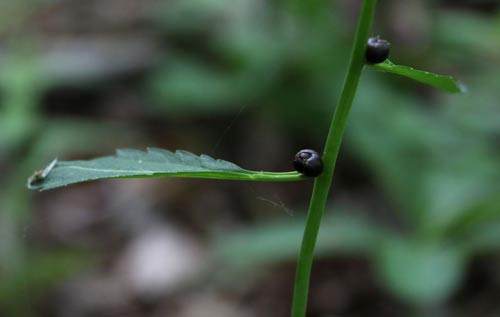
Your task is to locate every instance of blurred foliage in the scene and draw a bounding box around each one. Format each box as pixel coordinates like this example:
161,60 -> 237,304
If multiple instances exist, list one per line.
0,0 -> 499,316
0,41 -> 141,317
148,0 -> 348,134
0,250 -> 90,317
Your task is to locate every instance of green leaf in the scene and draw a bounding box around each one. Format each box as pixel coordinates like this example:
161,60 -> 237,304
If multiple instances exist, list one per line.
372,60 -> 466,93
461,221 -> 500,255
375,239 -> 465,306
214,211 -> 394,271
27,148 -> 304,191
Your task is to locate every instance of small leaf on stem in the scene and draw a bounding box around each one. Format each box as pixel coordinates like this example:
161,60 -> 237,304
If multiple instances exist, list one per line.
372,60 -> 466,93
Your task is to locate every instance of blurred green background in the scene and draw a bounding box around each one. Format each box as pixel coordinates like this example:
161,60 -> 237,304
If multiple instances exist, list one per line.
1,0 -> 499,316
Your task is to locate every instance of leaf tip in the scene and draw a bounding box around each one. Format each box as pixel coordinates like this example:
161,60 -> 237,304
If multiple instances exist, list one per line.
26,158 -> 58,190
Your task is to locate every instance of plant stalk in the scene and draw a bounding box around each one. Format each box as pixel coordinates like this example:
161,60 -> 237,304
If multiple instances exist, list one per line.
290,1 -> 378,316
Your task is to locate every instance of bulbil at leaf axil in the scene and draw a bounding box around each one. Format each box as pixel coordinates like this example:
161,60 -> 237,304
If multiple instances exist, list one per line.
293,149 -> 323,177
366,36 -> 390,64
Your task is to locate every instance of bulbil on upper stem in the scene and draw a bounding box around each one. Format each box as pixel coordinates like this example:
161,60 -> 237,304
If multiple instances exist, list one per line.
366,36 -> 390,64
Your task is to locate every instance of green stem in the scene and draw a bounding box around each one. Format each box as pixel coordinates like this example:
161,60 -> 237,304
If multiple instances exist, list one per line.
290,1 -> 378,316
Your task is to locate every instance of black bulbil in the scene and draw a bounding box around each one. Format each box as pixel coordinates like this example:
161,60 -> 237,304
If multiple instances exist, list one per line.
366,37 -> 390,64
293,149 -> 323,177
